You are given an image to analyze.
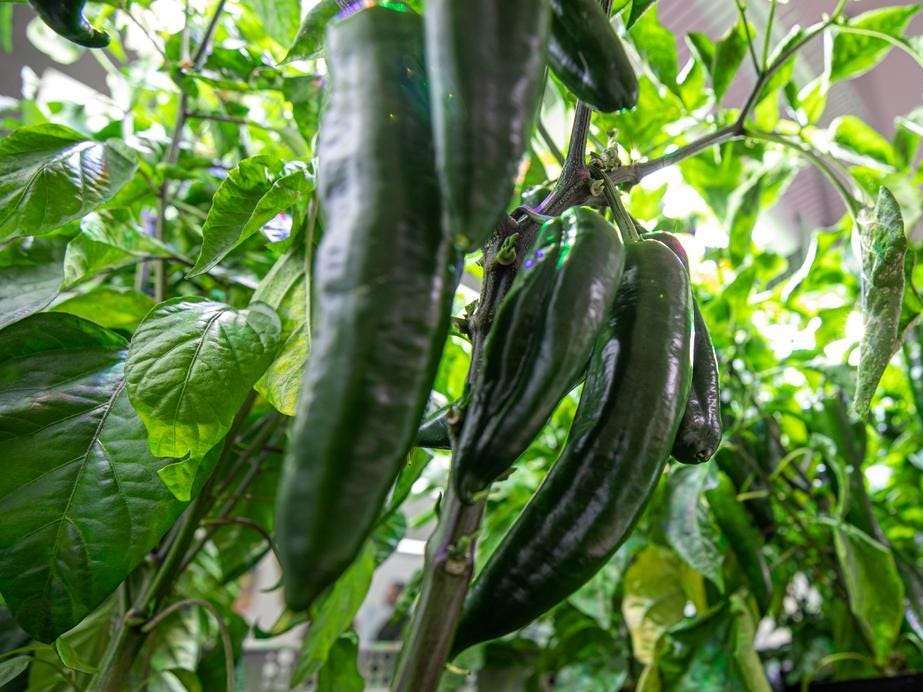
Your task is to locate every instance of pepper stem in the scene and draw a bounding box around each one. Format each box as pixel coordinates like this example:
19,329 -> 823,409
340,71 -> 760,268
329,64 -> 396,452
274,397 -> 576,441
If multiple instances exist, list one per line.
591,164 -> 640,242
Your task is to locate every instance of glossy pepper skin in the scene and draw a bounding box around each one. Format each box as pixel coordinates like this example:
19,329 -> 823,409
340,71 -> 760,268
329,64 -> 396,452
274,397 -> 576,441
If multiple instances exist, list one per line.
28,0 -> 109,48
415,408 -> 452,450
548,0 -> 638,112
277,6 -> 455,612
452,240 -> 692,653
644,231 -> 722,464
454,208 -> 625,502
425,0 -> 551,250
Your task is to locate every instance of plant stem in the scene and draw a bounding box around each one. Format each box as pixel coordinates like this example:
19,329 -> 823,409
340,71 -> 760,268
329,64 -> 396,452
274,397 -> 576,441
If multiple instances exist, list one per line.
762,0 -> 778,70
536,119 -> 565,167
746,129 -> 864,218
735,0 -> 762,77
591,165 -> 639,241
151,0 -> 227,303
391,485 -> 485,691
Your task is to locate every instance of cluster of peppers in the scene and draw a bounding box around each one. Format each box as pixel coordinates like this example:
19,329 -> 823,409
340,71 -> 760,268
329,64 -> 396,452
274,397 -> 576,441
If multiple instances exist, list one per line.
275,0 -> 724,653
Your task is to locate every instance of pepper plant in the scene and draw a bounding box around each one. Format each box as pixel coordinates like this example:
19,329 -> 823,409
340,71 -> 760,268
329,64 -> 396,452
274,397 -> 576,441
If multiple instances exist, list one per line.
0,0 -> 921,690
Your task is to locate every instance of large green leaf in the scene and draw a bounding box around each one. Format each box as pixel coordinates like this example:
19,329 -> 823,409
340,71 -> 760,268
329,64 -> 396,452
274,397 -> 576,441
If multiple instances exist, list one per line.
622,546 -> 699,665
290,544 -> 375,686
250,0 -> 301,47
665,466 -> 725,591
252,235 -> 309,416
650,596 -> 770,691
628,6 -> 678,93
0,125 -> 137,240
0,313 -> 185,642
53,286 -> 155,331
189,158 -> 312,277
727,175 -> 764,267
125,297 -> 281,458
63,214 -> 172,288
831,115 -> 896,167
830,5 -> 921,82
853,186 -> 907,417
284,0 -> 341,63
685,22 -> 752,108
0,238 -> 63,330
833,523 -> 905,664
316,631 -> 364,692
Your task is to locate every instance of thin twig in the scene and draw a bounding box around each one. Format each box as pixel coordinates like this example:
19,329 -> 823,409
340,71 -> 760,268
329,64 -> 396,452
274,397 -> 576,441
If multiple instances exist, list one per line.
122,7 -> 167,60
735,0 -> 762,77
151,0 -> 227,302
142,599 -> 235,691
746,130 -> 863,218
537,119 -> 565,167
185,110 -> 280,131
762,0 -> 778,70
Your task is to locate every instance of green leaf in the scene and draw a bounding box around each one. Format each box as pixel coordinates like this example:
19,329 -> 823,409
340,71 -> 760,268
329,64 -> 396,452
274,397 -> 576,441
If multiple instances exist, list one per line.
687,32 -> 715,74
830,5 -> 921,82
250,0 -> 301,47
384,448 -> 432,517
623,0 -> 656,30
0,240 -> 63,330
712,20 -> 750,102
831,115 -> 896,167
284,0 -> 341,63
252,234 -> 309,416
629,6 -> 679,93
53,286 -> 155,331
125,297 -> 282,458
291,543 -> 375,686
622,545 -> 699,664
726,175 -> 764,267
853,187 -> 907,417
189,158 -> 312,276
0,657 -> 30,686
679,141 -> 745,219
833,523 -> 905,663
653,598 -> 770,691
665,465 -> 725,591
628,184 -> 667,221
63,214 -> 172,287
893,107 -> 923,169
705,473 -> 772,613
797,75 -> 830,125
317,631 -> 364,692
0,313 -> 185,641
0,125 -> 137,240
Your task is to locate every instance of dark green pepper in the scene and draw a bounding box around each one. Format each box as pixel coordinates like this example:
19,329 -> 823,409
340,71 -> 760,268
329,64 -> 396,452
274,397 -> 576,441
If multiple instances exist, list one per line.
704,471 -> 772,613
549,0 -> 638,112
28,0 -> 110,48
415,407 -> 453,450
276,5 -> 454,612
454,207 -> 625,502
645,231 -> 722,463
452,239 -> 692,653
426,0 -> 551,250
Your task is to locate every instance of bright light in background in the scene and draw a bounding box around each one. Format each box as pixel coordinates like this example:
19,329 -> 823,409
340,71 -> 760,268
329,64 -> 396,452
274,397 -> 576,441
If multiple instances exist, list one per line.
865,464 -> 893,491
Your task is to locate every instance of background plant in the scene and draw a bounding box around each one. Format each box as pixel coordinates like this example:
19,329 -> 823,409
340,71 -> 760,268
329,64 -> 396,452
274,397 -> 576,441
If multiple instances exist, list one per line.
0,0 -> 920,690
